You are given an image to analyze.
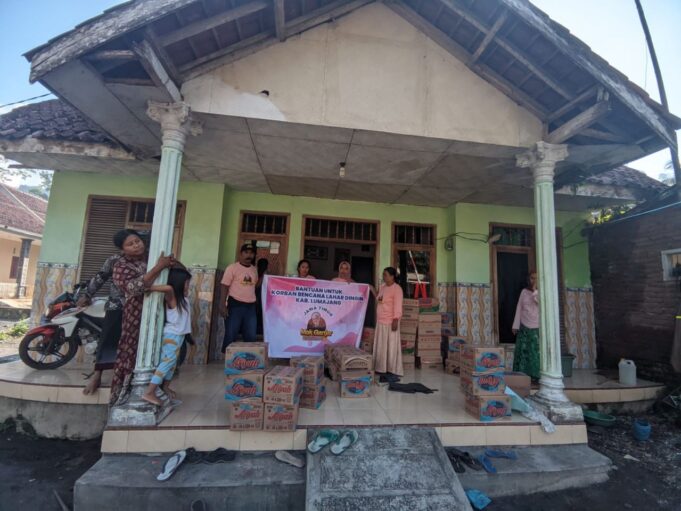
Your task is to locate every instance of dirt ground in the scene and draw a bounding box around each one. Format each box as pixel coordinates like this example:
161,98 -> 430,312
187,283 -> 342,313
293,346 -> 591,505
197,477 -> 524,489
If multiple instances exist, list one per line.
0,407 -> 680,510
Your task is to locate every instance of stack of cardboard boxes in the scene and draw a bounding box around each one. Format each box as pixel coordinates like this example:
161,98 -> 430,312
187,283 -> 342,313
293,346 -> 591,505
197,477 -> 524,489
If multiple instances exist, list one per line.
225,342 -> 269,431
325,345 -> 373,398
263,365 -> 304,431
291,355 -> 326,409
400,298 -> 419,368
460,346 -> 511,422
416,310 -> 442,368
360,327 -> 374,354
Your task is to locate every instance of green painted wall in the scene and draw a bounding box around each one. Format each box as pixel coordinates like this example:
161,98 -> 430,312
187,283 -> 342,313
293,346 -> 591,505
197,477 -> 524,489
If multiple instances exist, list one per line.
452,203 -> 591,287
40,172 -> 224,268
219,190 -> 452,282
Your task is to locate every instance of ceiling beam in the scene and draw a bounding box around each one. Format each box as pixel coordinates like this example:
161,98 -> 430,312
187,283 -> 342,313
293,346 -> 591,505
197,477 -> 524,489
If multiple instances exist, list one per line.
579,128 -> 628,144
182,0 -> 373,80
546,100 -> 611,143
387,0 -> 549,120
145,27 -> 182,86
274,0 -> 287,42
132,40 -> 182,102
470,11 -> 508,64
158,0 -> 269,47
83,50 -> 136,61
546,85 -> 598,123
440,0 -> 573,100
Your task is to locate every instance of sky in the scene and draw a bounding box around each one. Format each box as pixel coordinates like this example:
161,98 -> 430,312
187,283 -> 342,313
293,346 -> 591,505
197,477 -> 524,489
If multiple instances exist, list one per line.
1,0 -> 680,182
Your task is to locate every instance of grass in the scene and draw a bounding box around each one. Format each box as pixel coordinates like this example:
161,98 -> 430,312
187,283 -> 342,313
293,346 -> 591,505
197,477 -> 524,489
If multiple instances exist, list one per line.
0,320 -> 28,341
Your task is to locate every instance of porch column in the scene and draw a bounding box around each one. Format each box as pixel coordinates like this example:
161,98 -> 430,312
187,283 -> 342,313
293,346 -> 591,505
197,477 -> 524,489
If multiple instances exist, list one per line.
108,101 -> 201,427
14,238 -> 32,298
516,142 -> 583,423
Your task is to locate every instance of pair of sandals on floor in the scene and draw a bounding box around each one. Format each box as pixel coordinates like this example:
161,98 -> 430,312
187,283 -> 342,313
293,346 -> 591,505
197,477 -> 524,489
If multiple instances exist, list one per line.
307,429 -> 358,456
447,447 -> 517,474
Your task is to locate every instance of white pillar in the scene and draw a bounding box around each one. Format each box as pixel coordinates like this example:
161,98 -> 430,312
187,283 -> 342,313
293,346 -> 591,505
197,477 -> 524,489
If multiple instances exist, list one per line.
109,102 -> 201,427
517,142 -> 583,423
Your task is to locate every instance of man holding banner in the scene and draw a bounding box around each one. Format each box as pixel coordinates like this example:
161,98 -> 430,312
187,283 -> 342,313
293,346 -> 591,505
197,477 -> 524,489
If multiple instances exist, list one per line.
262,275 -> 370,358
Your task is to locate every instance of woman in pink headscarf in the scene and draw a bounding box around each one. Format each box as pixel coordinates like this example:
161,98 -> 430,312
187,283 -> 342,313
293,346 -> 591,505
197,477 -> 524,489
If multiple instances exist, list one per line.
332,260 -> 354,283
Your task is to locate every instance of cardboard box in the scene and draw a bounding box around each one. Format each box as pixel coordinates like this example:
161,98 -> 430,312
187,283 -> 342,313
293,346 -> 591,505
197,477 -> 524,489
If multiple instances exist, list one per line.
402,308 -> 420,321
417,357 -> 442,368
460,370 -> 506,396
418,312 -> 442,323
400,331 -> 417,343
465,395 -> 512,422
264,366 -> 303,405
224,372 -> 264,401
504,371 -> 531,397
448,336 -> 467,352
418,324 -> 441,336
224,342 -> 269,374
300,384 -> 326,409
228,398 -> 264,431
460,347 -> 505,373
263,403 -> 299,432
290,355 -> 324,385
360,340 -> 373,353
417,334 -> 441,344
339,370 -> 372,398
416,346 -> 441,357
329,363 -> 341,382
331,346 -> 372,371
403,298 -> 419,308
400,320 -> 418,335
444,358 -> 459,375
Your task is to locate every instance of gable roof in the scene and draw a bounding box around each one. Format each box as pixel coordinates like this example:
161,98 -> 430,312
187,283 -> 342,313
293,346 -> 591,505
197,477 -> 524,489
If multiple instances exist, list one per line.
23,0 -> 681,156
583,166 -> 668,194
0,183 -> 47,237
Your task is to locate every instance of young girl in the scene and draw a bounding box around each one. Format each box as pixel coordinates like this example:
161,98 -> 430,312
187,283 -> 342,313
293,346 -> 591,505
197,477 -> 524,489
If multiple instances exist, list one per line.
142,267 -> 193,406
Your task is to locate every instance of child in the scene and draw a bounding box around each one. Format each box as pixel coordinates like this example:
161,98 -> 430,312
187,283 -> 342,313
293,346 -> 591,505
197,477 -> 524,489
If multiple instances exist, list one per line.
142,267 -> 193,406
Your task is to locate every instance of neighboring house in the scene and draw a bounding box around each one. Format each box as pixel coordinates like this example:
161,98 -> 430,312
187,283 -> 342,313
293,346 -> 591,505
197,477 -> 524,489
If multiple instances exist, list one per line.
589,185 -> 681,382
0,184 -> 45,299
0,0 -> 679,378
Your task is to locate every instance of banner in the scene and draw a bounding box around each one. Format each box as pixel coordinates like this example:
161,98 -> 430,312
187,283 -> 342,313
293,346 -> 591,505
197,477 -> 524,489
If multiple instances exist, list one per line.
262,276 -> 370,358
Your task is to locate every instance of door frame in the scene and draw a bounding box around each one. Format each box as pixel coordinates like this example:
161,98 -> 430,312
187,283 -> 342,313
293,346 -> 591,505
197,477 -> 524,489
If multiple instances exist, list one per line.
236,210 -> 290,276
489,222 -> 565,344
301,214 -> 380,285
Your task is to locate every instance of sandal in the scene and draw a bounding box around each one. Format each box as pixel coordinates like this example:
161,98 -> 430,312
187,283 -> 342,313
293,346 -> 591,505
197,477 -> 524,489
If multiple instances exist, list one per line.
446,450 -> 465,473
157,450 -> 187,481
483,448 -> 517,460
330,430 -> 359,456
449,448 -> 483,471
478,454 -> 497,474
275,450 -> 306,468
307,429 -> 340,454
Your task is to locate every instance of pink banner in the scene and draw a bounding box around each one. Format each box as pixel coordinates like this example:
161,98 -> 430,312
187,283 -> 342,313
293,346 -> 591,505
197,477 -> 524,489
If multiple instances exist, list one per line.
262,276 -> 370,358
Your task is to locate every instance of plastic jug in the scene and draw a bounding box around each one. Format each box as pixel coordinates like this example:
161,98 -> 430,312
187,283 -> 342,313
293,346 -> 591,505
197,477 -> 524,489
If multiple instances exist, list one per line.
618,359 -> 637,386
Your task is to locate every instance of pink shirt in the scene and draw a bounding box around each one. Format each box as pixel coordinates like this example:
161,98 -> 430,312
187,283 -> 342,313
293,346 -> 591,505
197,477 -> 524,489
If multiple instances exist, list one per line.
512,288 -> 539,330
221,262 -> 258,303
377,283 -> 403,325
332,277 -> 354,283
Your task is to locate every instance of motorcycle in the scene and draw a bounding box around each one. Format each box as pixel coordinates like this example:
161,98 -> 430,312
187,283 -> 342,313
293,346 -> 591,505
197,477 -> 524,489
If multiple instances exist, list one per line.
19,285 -> 106,370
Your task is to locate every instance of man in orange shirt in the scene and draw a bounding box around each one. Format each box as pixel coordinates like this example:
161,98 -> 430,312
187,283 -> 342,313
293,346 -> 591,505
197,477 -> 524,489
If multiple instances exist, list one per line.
220,244 -> 258,351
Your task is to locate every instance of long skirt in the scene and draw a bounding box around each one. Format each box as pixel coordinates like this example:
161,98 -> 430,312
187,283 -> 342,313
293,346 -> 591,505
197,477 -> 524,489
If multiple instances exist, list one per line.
373,322 -> 403,376
513,325 -> 540,380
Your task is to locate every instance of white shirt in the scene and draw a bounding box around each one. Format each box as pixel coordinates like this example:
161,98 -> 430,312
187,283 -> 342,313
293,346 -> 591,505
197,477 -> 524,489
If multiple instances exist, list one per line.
164,305 -> 192,336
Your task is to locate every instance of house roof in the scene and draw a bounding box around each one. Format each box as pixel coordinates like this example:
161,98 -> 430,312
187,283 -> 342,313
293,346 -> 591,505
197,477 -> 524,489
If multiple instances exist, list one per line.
0,183 -> 47,237
584,166 -> 668,193
22,0 -> 681,156
0,99 -> 117,146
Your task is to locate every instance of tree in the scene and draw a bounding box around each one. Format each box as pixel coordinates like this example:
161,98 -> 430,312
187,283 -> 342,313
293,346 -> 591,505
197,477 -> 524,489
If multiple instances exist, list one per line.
0,155 -> 53,198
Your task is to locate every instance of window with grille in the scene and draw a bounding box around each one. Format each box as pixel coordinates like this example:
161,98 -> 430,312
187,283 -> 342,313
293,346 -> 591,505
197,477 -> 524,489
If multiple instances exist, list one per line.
491,226 -> 534,247
241,213 -> 288,235
79,197 -> 185,295
393,224 -> 434,246
304,218 -> 377,242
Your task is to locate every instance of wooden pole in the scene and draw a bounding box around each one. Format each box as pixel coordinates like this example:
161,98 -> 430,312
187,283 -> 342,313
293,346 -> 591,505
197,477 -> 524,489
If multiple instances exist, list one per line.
634,0 -> 681,191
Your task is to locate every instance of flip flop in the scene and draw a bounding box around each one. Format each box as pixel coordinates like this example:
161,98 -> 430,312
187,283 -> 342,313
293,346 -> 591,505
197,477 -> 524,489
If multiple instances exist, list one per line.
446,450 -> 466,473
330,430 -> 359,455
275,450 -> 306,468
157,450 -> 187,481
483,448 -> 517,460
478,454 -> 497,474
465,489 -> 492,510
449,448 -> 483,471
307,429 -> 340,454
204,447 -> 236,464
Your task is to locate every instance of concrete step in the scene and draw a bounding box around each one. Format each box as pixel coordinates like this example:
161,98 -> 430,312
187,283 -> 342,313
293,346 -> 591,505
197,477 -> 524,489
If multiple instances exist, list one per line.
305,427 -> 473,511
74,451 -> 306,511
456,444 -> 612,497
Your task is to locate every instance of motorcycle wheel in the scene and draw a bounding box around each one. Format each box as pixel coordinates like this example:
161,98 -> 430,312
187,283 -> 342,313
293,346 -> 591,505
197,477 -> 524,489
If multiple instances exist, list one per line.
19,330 -> 79,370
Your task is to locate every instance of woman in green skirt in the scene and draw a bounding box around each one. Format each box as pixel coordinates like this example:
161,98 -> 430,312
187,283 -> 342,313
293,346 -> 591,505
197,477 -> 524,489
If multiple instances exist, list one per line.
512,272 -> 540,382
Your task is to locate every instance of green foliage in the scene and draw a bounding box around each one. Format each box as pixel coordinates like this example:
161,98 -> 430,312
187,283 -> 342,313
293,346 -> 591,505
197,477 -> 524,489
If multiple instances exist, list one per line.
591,204 -> 635,225
6,320 -> 28,338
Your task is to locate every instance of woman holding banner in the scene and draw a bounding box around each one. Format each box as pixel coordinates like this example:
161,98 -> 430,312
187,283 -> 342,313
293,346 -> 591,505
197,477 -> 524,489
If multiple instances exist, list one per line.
296,259 -> 316,279
332,260 -> 355,283
373,267 -> 404,381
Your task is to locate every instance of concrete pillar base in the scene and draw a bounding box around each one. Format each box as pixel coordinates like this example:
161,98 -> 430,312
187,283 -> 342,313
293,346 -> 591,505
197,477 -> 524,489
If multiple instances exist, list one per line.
108,375 -> 174,427
529,374 -> 583,423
